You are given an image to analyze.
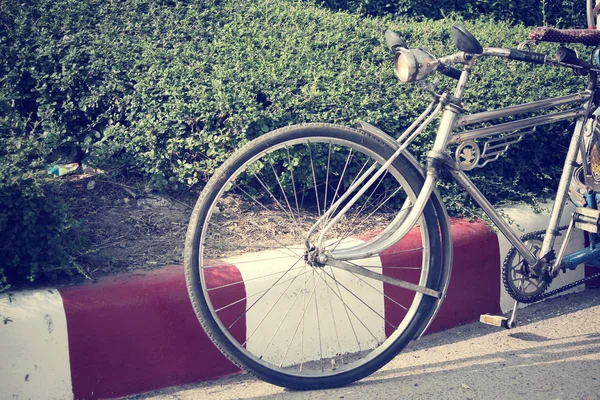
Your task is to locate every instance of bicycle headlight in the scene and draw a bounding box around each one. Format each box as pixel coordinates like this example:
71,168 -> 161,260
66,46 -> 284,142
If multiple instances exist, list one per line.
394,48 -> 437,83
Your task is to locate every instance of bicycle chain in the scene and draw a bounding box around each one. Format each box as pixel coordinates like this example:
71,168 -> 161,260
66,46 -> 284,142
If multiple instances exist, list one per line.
502,226 -> 600,304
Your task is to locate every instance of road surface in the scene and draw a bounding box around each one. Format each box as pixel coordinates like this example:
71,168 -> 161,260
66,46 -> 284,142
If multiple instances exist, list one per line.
129,288 -> 600,400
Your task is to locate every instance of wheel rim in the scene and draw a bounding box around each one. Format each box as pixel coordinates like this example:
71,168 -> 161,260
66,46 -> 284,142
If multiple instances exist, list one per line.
196,135 -> 435,380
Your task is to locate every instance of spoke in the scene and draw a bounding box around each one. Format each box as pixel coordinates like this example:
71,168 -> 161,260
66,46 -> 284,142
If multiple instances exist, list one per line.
321,154 -> 374,230
219,252 -> 304,265
323,143 -> 332,214
326,193 -> 413,252
321,268 -> 345,365
246,264 -> 310,348
329,267 -> 363,358
219,258 -> 305,327
327,186 -> 409,252
202,232 -> 303,254
320,147 -> 354,237
300,262 -> 308,371
300,176 -> 306,209
330,172 -> 389,242
320,268 -> 396,331
308,142 -> 322,218
344,261 -> 410,311
203,248 -> 304,268
267,153 -> 302,233
279,269 -> 322,368
319,268 -> 384,344
285,146 -> 301,217
312,271 -> 325,372
228,183 -> 309,256
206,265 -> 306,291
329,147 -> 354,211
254,171 -> 297,223
349,170 -> 389,221
214,268 -> 312,314
202,246 -> 302,261
258,265 -> 310,359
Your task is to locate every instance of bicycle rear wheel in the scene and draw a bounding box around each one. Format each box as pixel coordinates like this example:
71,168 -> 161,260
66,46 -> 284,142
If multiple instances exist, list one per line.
185,123 -> 444,389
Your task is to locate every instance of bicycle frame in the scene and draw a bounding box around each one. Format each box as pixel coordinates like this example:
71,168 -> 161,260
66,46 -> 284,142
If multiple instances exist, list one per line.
315,48 -> 600,297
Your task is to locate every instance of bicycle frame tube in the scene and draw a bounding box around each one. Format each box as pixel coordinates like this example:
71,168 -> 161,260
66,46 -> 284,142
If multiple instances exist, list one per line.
328,68 -> 473,258
454,93 -> 591,129
541,116 -> 589,257
448,106 -> 593,265
312,101 -> 445,255
305,100 -> 439,248
440,75 -> 595,264
326,56 -> 597,269
449,167 -> 538,265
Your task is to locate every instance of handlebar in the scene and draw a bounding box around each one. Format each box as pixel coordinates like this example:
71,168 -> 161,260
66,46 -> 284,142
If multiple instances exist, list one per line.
437,63 -> 462,80
439,47 -> 596,73
506,49 -> 546,64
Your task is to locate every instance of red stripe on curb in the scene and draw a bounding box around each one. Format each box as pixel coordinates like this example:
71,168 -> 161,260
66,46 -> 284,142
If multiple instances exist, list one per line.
427,219 -> 501,332
56,220 -> 501,398
360,219 -> 501,337
381,219 -> 501,336
60,264 -> 245,399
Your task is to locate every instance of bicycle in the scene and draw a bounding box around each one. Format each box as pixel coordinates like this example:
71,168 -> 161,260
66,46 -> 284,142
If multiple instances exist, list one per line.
184,17 -> 600,390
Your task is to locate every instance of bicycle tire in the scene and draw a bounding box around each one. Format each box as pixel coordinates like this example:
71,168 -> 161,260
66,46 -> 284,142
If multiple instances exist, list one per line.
185,123 -> 444,389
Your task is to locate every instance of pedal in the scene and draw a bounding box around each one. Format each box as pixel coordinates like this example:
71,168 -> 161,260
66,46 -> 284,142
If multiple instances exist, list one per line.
479,314 -> 511,329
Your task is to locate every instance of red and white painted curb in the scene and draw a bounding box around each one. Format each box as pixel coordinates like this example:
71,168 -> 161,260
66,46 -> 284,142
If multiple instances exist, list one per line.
1,204 -> 598,399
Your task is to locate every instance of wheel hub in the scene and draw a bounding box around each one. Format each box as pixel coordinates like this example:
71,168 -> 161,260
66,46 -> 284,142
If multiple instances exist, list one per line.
304,246 -> 327,268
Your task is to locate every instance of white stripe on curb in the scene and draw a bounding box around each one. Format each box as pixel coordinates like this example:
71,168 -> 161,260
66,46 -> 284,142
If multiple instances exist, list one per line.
0,290 -> 72,400
227,239 -> 384,367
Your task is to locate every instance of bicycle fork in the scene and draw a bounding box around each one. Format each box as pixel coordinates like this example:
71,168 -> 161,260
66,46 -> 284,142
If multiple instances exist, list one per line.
304,98 -> 445,259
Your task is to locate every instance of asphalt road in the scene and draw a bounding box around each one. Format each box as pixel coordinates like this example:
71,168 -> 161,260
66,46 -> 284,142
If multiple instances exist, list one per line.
130,288 -> 600,400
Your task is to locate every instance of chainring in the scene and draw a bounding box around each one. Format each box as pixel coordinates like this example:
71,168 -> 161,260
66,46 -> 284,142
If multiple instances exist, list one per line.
502,231 -> 552,303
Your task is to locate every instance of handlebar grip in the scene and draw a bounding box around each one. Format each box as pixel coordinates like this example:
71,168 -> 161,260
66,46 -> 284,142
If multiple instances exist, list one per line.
437,63 -> 462,80
507,49 -> 546,64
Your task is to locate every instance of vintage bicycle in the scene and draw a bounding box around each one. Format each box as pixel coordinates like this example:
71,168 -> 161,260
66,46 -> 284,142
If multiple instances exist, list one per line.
184,12 -> 600,391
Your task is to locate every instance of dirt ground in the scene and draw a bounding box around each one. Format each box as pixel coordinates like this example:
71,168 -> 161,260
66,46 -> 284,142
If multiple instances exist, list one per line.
51,168 -> 402,289
42,164 -> 404,289
59,169 -> 199,285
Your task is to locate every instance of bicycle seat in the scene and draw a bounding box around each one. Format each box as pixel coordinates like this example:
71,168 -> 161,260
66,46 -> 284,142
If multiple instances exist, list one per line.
529,27 -> 600,46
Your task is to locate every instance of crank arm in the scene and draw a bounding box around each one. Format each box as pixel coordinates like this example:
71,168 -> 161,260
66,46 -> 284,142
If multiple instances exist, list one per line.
325,257 -> 441,298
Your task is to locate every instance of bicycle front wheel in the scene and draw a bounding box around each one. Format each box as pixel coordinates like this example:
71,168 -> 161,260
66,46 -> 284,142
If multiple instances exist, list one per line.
185,123 -> 444,389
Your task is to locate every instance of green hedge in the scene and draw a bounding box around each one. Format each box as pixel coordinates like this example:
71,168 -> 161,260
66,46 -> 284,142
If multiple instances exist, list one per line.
0,108 -> 82,288
315,0 -> 586,28
0,0 -> 589,286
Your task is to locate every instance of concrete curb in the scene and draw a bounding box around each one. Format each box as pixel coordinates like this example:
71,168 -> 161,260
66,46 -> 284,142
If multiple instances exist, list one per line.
0,212 -> 594,399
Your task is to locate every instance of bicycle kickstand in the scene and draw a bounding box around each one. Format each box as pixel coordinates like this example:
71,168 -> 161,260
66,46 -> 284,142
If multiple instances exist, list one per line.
479,300 -> 519,329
